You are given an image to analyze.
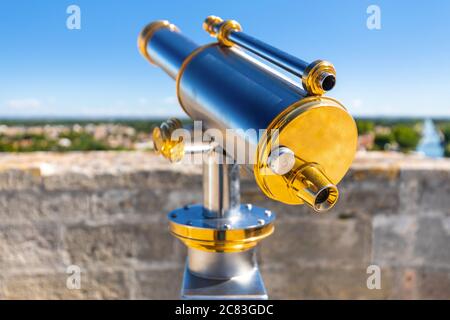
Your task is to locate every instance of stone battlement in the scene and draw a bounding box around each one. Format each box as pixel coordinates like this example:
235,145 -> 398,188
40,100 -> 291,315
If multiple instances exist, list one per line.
0,151 -> 448,299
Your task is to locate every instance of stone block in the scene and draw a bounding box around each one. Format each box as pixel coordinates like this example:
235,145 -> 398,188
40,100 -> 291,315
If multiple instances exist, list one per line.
372,214 -> 417,267
414,215 -> 450,267
0,169 -> 42,191
64,222 -> 176,267
40,191 -> 91,222
260,217 -> 371,268
135,268 -> 183,299
416,267 -> 450,299
0,224 -> 63,270
0,191 -> 42,222
0,270 -> 130,299
261,265 -> 392,299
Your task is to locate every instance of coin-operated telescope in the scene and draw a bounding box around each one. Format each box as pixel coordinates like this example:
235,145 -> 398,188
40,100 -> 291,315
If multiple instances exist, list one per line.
138,16 -> 357,299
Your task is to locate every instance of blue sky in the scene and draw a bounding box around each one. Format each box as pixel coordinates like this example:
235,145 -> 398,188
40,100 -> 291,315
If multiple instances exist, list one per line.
0,0 -> 449,118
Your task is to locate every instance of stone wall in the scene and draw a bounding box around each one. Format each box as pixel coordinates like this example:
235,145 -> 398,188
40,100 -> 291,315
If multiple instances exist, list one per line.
0,151 -> 448,299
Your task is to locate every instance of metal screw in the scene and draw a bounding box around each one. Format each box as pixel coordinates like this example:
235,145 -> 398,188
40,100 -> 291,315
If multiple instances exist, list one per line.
170,213 -> 177,219
257,219 -> 265,225
222,224 -> 231,230
246,203 -> 253,211
264,210 -> 272,217
267,147 -> 295,175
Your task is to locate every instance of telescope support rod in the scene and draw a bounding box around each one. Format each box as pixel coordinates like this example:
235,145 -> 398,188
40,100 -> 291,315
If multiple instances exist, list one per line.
228,30 -> 309,77
202,149 -> 240,218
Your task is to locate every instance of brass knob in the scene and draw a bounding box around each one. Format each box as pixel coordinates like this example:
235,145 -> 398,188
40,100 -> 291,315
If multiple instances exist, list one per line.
152,118 -> 185,162
203,15 -> 223,37
203,15 -> 242,47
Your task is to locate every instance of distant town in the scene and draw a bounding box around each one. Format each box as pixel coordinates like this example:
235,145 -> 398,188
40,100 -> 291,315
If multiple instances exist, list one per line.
0,118 -> 449,157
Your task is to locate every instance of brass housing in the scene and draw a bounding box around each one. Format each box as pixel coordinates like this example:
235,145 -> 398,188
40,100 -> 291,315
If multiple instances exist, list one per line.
167,201 -> 276,253
169,214 -> 274,253
255,96 -> 357,209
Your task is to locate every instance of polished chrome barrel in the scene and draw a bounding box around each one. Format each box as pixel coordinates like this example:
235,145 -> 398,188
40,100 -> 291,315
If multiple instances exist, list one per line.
177,44 -> 307,163
139,21 -> 307,165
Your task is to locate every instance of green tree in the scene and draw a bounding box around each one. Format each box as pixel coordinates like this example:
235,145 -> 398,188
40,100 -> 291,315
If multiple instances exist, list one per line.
373,132 -> 394,150
439,124 -> 450,143
356,120 -> 375,135
445,143 -> 450,157
392,125 -> 420,152
62,132 -> 109,151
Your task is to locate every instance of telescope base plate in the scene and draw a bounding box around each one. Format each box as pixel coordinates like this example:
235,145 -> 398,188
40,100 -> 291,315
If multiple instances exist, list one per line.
181,263 -> 268,300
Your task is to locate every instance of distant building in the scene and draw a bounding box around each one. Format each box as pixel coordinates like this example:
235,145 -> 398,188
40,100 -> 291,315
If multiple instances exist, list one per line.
358,132 -> 374,151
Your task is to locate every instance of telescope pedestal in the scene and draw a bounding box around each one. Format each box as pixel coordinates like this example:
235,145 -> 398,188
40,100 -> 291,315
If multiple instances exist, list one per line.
167,150 -> 274,300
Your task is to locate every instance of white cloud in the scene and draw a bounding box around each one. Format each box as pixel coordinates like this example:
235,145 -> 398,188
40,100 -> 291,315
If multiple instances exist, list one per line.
163,96 -> 178,105
351,99 -> 363,109
5,98 -> 42,109
138,97 -> 148,105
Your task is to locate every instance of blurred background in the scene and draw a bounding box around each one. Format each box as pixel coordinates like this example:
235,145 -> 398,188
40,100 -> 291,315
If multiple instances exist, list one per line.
0,0 -> 448,299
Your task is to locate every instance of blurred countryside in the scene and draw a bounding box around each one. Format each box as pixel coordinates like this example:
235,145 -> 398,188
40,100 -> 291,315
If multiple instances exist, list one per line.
0,118 -> 449,158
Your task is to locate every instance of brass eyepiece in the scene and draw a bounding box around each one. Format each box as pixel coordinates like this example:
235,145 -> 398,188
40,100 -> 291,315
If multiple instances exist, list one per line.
302,60 -> 337,95
288,163 -> 339,212
266,148 -> 338,212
